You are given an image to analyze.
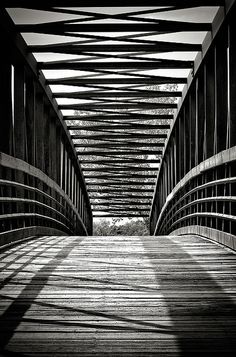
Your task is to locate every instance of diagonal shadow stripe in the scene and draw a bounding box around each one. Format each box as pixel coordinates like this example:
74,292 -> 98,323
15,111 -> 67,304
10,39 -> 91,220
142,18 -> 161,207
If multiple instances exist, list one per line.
0,237 -> 84,351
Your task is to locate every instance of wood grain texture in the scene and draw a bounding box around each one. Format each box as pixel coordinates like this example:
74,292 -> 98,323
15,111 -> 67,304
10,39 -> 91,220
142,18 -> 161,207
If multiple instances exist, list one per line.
0,234 -> 236,356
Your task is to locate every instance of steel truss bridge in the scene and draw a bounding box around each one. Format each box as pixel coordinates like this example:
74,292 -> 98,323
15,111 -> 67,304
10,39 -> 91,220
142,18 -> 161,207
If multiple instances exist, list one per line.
0,1 -> 236,355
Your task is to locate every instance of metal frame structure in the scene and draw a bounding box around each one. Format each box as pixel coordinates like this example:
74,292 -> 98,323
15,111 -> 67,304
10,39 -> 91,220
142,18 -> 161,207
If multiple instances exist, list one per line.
150,1 -> 236,249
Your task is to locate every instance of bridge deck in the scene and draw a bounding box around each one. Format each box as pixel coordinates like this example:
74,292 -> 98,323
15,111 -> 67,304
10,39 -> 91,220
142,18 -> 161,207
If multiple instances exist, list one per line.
0,235 -> 236,356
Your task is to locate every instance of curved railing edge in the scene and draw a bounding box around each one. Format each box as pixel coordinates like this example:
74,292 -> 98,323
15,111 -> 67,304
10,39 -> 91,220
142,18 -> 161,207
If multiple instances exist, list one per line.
169,226 -> 236,252
0,152 -> 89,236
0,226 -> 68,251
152,146 -> 236,236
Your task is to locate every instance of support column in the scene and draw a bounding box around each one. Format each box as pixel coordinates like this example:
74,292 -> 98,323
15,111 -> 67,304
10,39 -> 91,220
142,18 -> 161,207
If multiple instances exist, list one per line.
229,19 -> 236,146
0,60 -> 12,155
215,26 -> 228,153
205,48 -> 215,159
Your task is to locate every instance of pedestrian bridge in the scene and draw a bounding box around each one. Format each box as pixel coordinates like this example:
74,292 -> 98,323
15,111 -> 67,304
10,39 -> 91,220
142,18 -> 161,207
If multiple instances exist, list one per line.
0,1 -> 236,355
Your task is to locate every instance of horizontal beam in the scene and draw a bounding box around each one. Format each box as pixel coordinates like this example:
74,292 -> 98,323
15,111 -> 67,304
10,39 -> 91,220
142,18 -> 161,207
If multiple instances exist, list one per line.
89,195 -> 153,199
30,43 -> 202,54
68,124 -> 170,130
88,188 -> 154,192
55,91 -> 182,98
84,171 -> 156,178
91,202 -> 151,206
73,133 -> 167,139
80,159 -> 160,164
64,114 -> 174,121
77,152 -> 162,156
93,207 -> 150,212
74,143 -> 165,148
86,182 -> 155,186
18,22 -> 211,33
47,76 -> 187,85
93,214 -> 149,217
2,1 -> 223,7
40,60 -> 193,70
60,103 -> 177,110
82,168 -> 159,172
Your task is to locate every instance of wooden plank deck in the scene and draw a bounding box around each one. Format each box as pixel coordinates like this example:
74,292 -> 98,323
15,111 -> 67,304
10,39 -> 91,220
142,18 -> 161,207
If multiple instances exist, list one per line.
0,235 -> 236,356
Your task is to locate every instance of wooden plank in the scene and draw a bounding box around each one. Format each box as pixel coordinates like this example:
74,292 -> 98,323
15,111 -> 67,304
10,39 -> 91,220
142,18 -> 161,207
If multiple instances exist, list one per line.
0,234 -> 235,355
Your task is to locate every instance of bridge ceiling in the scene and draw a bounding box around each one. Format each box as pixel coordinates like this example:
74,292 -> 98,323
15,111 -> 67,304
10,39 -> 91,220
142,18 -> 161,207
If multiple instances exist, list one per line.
5,1 -> 222,218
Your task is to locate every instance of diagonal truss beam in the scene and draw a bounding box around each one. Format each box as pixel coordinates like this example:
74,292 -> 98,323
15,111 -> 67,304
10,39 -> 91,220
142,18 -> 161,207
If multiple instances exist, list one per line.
2,1 -> 224,7
82,168 -> 159,172
59,103 -> 177,110
64,114 -> 174,121
80,159 -> 160,164
17,21 -> 212,33
39,59 -> 193,70
73,141 -> 165,147
77,151 -> 163,156
3,2 -> 223,218
67,124 -> 170,130
47,77 -> 187,85
54,91 -> 182,99
30,43 -> 202,53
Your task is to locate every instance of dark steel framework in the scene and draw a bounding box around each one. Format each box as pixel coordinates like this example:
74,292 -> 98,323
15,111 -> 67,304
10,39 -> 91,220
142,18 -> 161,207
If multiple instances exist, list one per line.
150,2 -> 236,249
0,1 -> 235,245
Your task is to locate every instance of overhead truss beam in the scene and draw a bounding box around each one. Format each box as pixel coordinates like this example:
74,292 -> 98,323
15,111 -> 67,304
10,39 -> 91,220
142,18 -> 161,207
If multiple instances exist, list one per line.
39,60 -> 193,70
3,1 -> 221,217
31,43 -> 202,54
17,22 -> 211,33
47,77 -> 187,85
55,91 -> 182,99
2,1 -> 224,7
82,168 -> 159,172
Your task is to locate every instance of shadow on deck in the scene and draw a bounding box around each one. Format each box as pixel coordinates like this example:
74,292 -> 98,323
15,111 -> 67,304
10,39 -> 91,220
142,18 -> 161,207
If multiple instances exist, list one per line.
0,235 -> 236,356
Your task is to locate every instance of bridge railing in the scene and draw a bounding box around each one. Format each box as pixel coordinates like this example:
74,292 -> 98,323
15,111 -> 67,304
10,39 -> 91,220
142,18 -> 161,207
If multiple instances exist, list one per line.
150,3 -> 236,250
0,9 -> 92,247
